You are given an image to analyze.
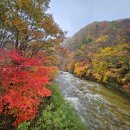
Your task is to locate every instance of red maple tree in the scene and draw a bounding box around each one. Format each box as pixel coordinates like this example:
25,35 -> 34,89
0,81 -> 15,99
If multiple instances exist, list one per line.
0,48 -> 51,125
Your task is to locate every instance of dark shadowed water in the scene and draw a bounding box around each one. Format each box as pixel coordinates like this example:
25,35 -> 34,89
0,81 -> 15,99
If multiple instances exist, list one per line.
56,71 -> 130,130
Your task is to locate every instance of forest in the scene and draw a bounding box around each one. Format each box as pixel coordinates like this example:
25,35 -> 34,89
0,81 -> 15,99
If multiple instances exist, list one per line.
0,0 -> 130,130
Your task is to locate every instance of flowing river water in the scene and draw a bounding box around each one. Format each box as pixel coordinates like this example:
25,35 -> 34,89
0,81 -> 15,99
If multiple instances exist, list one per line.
56,71 -> 130,130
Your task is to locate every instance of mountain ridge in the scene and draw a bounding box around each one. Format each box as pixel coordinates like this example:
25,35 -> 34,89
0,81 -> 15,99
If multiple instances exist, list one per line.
63,18 -> 130,50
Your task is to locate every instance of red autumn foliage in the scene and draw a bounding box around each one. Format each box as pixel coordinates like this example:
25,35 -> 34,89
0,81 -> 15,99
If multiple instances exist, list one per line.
0,48 -> 51,125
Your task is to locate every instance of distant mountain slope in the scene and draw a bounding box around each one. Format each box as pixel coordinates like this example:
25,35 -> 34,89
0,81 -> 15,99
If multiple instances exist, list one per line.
64,18 -> 130,50
64,18 -> 130,95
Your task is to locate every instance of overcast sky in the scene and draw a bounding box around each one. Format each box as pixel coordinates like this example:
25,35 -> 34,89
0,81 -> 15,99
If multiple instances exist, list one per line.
50,0 -> 130,36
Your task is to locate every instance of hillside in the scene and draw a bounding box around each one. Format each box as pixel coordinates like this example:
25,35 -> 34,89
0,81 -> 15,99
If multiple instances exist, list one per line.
64,18 -> 130,95
64,18 -> 130,50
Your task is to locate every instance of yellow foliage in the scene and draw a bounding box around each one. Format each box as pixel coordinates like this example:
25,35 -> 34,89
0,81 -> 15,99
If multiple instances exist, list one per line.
96,35 -> 108,43
74,62 -> 85,77
92,43 -> 130,82
74,62 -> 91,77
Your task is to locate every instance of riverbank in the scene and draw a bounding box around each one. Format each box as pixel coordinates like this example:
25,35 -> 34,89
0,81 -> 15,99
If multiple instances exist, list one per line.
67,71 -> 130,98
84,76 -> 130,98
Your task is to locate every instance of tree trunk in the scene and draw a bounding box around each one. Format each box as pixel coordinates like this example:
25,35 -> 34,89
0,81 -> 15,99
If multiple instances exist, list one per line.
15,30 -> 19,49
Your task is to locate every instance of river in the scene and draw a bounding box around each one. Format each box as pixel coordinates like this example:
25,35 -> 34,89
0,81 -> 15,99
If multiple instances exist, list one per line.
56,71 -> 130,130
